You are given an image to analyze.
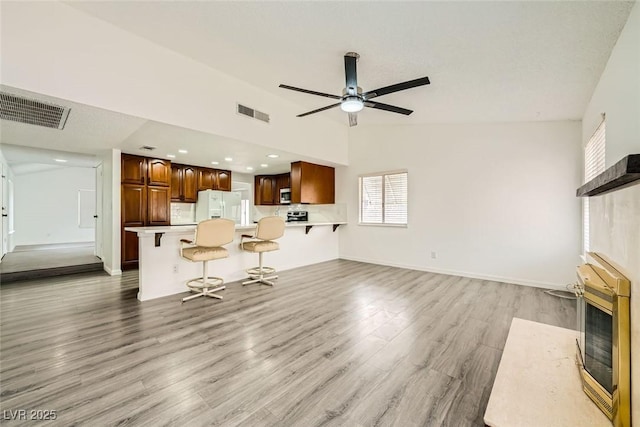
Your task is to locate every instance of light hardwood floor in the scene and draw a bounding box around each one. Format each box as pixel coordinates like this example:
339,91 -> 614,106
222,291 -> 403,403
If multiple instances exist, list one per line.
0,259 -> 576,426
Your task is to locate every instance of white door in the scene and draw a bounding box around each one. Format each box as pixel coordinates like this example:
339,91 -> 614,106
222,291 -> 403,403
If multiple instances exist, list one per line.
95,163 -> 103,259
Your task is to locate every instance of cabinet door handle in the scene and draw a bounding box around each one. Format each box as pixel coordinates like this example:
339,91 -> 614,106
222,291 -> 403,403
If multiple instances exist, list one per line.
2,214 -> 7,217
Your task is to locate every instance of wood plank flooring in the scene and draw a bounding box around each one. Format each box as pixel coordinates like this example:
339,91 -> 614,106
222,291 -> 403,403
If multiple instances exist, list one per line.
0,259 -> 576,426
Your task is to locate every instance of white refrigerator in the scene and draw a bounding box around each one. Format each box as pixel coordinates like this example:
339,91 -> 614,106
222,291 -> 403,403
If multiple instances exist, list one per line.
195,190 -> 243,224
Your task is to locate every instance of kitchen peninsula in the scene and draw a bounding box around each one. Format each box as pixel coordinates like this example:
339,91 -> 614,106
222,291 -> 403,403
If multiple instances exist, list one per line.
125,220 -> 345,301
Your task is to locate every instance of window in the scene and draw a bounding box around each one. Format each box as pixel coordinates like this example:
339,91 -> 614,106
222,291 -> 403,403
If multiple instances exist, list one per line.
359,170 -> 407,225
583,118 -> 606,253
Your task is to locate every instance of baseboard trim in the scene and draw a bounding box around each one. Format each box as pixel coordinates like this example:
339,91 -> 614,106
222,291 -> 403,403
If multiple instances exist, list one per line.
104,265 -> 122,276
338,255 -> 568,291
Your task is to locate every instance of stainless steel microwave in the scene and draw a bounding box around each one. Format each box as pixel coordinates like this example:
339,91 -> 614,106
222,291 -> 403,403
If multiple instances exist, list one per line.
279,188 -> 291,204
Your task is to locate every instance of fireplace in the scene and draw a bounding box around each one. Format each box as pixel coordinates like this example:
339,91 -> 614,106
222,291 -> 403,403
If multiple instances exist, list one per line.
576,252 -> 630,427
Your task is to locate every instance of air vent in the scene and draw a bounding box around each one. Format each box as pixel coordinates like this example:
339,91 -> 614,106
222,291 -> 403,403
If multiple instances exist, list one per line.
237,103 -> 270,123
0,92 -> 71,130
139,145 -> 157,151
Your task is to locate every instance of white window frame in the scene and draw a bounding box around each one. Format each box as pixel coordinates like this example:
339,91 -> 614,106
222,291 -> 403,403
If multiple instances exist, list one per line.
358,169 -> 408,227
583,117 -> 606,254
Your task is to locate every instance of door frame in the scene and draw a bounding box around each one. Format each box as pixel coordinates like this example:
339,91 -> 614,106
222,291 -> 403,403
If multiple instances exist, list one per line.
95,163 -> 103,259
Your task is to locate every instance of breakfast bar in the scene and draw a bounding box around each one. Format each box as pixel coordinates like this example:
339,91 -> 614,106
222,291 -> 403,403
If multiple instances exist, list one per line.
125,221 -> 345,301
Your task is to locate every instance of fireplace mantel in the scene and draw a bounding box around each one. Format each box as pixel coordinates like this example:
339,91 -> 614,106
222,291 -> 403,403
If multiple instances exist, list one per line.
577,154 -> 640,197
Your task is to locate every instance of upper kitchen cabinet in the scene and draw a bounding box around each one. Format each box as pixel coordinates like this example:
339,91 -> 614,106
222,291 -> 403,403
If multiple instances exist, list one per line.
255,175 -> 277,205
291,161 -> 335,204
122,154 -> 171,186
197,168 -> 232,192
277,173 -> 291,193
215,170 -> 232,191
197,168 -> 215,191
121,154 -> 147,184
147,159 -> 171,187
171,164 -> 198,202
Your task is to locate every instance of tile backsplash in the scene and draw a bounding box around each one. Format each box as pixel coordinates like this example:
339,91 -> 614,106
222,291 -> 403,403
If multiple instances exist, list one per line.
171,203 -> 196,224
253,203 -> 347,223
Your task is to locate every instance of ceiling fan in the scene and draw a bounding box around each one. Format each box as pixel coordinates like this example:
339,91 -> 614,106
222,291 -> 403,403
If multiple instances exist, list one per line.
279,52 -> 430,127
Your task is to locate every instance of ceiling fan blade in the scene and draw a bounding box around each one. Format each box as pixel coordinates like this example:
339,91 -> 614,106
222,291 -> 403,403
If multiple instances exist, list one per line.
344,53 -> 358,96
362,76 -> 430,100
296,103 -> 342,117
279,84 -> 341,100
348,113 -> 358,127
364,101 -> 413,116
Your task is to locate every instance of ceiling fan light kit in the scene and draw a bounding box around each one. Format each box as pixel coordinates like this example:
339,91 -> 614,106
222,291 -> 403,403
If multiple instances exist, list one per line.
279,52 -> 430,126
340,96 -> 364,113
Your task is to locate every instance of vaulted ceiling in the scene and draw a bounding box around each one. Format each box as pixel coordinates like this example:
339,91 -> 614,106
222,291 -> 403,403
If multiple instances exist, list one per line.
66,1 -> 634,125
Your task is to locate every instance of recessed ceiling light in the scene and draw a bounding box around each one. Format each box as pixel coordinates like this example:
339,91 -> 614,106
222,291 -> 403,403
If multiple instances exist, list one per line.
167,154 -> 176,158
261,164 -> 268,168
246,166 -> 254,171
224,157 -> 233,162
211,161 -> 219,165
267,154 -> 279,158
178,149 -> 188,154
54,158 -> 67,163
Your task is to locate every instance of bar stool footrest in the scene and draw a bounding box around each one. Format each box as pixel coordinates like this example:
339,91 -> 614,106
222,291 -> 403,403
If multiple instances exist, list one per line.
247,266 -> 275,277
186,276 -> 224,291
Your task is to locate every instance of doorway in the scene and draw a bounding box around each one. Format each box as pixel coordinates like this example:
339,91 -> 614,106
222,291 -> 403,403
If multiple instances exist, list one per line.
0,149 -> 104,283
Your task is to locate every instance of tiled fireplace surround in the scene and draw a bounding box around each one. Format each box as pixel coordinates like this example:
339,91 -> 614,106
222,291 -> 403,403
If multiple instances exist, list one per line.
590,184 -> 640,423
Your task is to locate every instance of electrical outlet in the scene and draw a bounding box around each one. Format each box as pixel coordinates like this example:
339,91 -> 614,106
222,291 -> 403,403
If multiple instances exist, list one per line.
431,251 -> 437,259
173,265 -> 179,273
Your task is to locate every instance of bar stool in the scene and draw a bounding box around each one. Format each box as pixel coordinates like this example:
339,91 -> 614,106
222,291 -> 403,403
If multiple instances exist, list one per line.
240,216 -> 285,286
179,218 -> 235,303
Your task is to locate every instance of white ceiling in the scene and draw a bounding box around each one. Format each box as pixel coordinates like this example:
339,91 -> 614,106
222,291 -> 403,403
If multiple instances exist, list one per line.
66,1 -> 634,125
0,86 -> 304,175
1,2 -> 634,172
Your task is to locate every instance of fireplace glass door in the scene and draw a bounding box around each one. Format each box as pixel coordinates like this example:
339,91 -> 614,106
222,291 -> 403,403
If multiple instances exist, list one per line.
584,302 -> 613,394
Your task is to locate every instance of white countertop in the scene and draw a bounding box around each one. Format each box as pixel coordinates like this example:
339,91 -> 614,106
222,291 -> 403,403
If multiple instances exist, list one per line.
125,221 -> 346,234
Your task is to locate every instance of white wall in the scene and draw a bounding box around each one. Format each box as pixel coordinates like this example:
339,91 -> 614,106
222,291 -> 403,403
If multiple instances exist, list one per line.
337,121 -> 582,289
0,150 -> 16,255
14,166 -> 95,246
0,1 -> 348,166
582,3 -> 640,421
582,3 -> 640,170
99,149 -> 121,275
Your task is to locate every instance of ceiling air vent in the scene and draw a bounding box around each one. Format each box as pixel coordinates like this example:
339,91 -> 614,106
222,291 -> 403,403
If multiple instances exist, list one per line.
237,103 -> 270,123
139,145 -> 157,151
0,92 -> 71,130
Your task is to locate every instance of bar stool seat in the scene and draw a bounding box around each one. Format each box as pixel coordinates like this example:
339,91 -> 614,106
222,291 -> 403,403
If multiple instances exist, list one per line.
241,216 -> 285,286
180,218 -> 235,303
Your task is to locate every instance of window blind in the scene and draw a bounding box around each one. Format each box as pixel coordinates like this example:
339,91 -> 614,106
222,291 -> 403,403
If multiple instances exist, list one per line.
359,171 -> 407,225
583,120 -> 606,253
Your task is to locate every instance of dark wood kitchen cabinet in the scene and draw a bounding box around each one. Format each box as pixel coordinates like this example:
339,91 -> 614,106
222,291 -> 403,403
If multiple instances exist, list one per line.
254,172 -> 290,205
147,159 -> 171,186
216,169 -> 232,191
147,186 -> 171,225
121,182 -> 147,270
198,168 -> 232,192
291,161 -> 335,204
121,155 -> 146,184
121,155 -> 171,186
171,164 -> 197,202
121,153 -> 172,270
277,173 -> 291,193
255,175 -> 277,205
197,168 -> 215,191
